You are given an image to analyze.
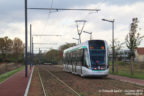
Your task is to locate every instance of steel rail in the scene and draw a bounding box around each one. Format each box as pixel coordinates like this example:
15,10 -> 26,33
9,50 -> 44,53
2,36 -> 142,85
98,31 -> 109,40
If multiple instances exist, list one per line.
38,67 -> 47,96
42,67 -> 81,96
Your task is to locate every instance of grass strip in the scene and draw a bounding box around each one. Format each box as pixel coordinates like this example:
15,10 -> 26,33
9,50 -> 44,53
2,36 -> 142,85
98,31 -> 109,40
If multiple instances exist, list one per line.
110,69 -> 144,80
0,66 -> 24,83
110,72 -> 144,80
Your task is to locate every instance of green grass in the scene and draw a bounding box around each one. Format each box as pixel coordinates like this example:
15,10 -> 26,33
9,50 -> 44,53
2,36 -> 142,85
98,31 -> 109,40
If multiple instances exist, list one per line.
109,61 -> 144,80
0,66 -> 24,83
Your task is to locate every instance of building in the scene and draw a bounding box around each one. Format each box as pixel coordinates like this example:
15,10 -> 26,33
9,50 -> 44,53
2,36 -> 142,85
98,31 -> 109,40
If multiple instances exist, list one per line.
109,49 -> 130,61
135,47 -> 144,62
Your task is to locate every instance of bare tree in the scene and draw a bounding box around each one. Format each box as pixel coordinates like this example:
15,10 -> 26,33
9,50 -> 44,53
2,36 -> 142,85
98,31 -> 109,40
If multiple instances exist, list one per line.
110,39 -> 125,73
125,18 -> 144,75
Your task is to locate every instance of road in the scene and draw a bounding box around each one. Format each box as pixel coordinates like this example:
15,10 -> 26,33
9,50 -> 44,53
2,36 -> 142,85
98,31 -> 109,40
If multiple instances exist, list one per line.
31,65 -> 144,96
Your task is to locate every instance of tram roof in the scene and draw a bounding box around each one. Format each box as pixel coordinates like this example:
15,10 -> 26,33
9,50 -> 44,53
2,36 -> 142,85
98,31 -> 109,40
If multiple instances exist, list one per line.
64,40 -> 105,53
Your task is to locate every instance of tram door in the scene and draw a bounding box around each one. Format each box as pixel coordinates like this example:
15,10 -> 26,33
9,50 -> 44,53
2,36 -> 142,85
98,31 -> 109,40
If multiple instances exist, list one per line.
72,52 -> 74,72
72,52 -> 76,73
81,49 -> 85,75
80,49 -> 84,75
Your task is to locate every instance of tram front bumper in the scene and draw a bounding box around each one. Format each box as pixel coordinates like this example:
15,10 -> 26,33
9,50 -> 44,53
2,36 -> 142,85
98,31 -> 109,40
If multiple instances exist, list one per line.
82,68 -> 109,77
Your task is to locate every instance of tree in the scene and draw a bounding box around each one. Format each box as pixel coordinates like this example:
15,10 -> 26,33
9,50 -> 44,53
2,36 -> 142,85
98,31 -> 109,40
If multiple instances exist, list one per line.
125,18 -> 144,75
0,37 -> 13,59
44,43 -> 76,64
110,39 -> 125,73
59,43 -> 76,51
0,38 -> 5,55
110,39 -> 125,59
126,18 -> 144,58
13,37 -> 24,56
45,49 -> 61,64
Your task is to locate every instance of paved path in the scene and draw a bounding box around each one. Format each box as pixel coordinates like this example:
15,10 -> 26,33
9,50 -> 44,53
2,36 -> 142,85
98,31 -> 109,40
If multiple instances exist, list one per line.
108,74 -> 144,87
0,66 -> 32,96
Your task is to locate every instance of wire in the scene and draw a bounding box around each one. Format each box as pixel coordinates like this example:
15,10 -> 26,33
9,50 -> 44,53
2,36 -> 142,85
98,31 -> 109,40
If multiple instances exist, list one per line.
50,0 -> 54,13
41,0 -> 54,35
82,0 -> 106,20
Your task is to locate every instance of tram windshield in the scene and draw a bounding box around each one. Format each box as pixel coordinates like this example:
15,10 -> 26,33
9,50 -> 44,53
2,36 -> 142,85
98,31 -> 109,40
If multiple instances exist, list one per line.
89,40 -> 106,67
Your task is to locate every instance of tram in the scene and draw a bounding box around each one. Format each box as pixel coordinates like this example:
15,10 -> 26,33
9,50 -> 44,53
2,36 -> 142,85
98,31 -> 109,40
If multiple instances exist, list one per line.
63,40 -> 109,77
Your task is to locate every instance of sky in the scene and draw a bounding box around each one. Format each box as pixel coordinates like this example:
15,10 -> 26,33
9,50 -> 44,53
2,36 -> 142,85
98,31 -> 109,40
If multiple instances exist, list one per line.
0,0 -> 144,53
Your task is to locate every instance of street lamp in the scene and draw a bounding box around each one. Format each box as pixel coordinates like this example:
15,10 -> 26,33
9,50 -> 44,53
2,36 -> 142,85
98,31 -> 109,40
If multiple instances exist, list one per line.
102,18 -> 115,73
83,31 -> 92,40
73,38 -> 79,44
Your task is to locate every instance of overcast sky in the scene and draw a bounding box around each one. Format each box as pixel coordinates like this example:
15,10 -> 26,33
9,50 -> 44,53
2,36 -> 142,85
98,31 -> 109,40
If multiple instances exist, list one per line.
1,0 -> 144,53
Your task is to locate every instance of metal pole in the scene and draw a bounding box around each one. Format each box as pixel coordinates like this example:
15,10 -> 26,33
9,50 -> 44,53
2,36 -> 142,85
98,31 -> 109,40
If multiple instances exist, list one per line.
25,0 -> 28,77
39,48 -> 40,65
112,21 -> 115,73
30,24 -> 32,69
32,37 -> 34,67
102,18 -> 115,73
90,32 -> 92,40
79,34 -> 81,44
73,38 -> 79,45
83,31 -> 92,40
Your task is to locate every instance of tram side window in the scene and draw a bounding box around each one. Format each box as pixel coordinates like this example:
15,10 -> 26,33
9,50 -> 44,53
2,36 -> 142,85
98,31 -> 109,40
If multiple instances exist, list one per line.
74,51 -> 77,64
72,52 -> 75,64
70,53 -> 72,65
75,50 -> 79,66
65,53 -> 68,64
74,51 -> 78,64
66,53 -> 69,64
63,54 -> 66,64
76,49 -> 83,66
68,53 -> 70,65
83,48 -> 89,68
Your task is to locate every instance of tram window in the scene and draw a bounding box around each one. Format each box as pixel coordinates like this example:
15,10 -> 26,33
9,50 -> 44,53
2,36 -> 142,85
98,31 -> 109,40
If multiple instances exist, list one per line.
65,53 -> 68,64
68,53 -> 70,65
89,40 -> 106,66
70,53 -> 72,65
89,40 -> 105,49
83,48 -> 89,68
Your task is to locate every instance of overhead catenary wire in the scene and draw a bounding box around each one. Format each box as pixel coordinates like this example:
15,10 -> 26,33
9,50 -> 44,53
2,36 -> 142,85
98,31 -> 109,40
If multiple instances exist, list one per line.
33,43 -> 57,45
40,0 -> 55,37
28,8 -> 100,12
33,34 -> 62,36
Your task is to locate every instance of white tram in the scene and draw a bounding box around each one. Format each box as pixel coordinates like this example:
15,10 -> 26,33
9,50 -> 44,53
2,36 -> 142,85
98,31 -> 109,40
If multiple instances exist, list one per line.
63,40 -> 109,77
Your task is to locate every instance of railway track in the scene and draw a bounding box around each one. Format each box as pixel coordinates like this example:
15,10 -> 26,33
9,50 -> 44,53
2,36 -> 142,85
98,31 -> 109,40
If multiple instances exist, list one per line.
38,67 -> 47,96
38,66 -> 81,96
37,65 -> 144,96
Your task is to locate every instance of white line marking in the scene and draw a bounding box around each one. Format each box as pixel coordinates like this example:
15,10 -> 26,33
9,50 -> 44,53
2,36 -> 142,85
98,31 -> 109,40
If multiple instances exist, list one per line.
38,67 -> 47,96
24,66 -> 34,96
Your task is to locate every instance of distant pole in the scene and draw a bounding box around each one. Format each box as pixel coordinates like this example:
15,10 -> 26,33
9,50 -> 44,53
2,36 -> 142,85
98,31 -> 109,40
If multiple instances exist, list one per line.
83,31 -> 92,40
73,38 -> 79,44
39,48 -> 40,64
25,0 -> 28,77
32,37 -> 34,67
30,24 -> 32,69
112,20 -> 115,73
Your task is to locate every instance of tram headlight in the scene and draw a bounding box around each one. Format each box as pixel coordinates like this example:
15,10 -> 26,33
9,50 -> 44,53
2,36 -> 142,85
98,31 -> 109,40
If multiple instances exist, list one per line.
100,66 -> 105,70
94,68 -> 97,70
